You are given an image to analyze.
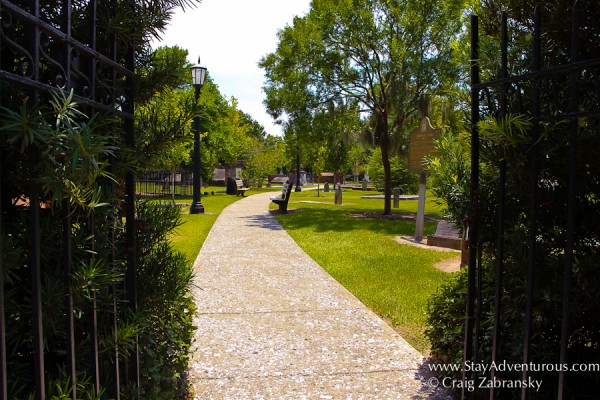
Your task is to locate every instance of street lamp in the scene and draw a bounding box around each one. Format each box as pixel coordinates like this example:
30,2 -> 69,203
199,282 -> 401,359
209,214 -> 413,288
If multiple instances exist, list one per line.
190,60 -> 207,214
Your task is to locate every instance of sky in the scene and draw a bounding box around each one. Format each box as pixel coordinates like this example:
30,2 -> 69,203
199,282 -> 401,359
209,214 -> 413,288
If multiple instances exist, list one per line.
151,0 -> 312,137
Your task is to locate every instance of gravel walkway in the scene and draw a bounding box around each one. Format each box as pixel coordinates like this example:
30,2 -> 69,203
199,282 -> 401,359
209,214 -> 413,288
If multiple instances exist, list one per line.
188,192 -> 450,399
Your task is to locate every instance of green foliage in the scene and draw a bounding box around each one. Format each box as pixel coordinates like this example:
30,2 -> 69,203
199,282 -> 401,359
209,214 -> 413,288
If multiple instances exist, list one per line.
426,132 -> 472,228
368,148 -> 419,194
137,46 -> 194,104
426,267 -> 469,377
1,93 -> 196,399
1,92 -> 139,399
243,135 -> 286,187
135,200 -> 196,399
135,46 -> 196,173
427,116 -> 600,398
2,1 -> 206,398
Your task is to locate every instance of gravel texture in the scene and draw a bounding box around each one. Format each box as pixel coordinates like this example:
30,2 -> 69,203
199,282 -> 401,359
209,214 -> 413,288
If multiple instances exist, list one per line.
188,192 -> 452,399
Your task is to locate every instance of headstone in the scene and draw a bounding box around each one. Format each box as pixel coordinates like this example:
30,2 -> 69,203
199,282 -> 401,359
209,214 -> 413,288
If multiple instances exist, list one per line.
324,182 -> 330,192
334,183 -> 342,205
393,188 -> 400,208
362,179 -> 368,190
434,221 -> 461,238
427,221 -> 464,251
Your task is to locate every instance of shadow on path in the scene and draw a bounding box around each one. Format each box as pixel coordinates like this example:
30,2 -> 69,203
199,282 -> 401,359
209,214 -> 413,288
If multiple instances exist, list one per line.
240,213 -> 285,231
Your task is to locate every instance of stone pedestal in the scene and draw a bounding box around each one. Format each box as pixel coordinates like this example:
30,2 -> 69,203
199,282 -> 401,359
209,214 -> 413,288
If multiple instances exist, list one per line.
334,184 -> 343,205
393,188 -> 400,208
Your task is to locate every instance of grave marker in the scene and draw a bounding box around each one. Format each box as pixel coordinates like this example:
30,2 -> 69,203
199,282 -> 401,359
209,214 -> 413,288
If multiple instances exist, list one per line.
408,117 -> 441,173
409,117 -> 441,241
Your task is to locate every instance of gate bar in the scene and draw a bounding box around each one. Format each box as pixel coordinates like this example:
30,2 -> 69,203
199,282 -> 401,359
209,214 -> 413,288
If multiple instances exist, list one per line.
490,12 -> 508,400
28,0 -> 45,398
522,6 -> 542,400
558,1 -> 580,397
462,13 -> 479,400
0,139 -> 6,400
62,199 -> 76,400
124,35 -> 139,389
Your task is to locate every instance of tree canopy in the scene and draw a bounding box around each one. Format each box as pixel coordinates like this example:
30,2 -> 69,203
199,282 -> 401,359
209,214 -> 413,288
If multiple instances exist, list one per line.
261,0 -> 473,213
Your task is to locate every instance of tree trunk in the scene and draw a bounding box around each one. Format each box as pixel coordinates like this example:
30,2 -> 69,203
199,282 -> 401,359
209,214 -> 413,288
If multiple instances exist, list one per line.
171,170 -> 176,203
377,113 -> 392,215
317,173 -> 321,197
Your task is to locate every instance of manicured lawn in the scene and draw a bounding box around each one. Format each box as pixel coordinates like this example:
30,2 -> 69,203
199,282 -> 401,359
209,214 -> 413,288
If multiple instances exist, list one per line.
271,187 -> 458,353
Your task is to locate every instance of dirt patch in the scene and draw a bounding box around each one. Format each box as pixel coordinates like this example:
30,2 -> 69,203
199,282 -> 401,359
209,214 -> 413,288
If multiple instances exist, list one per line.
433,257 -> 462,273
392,236 -> 461,273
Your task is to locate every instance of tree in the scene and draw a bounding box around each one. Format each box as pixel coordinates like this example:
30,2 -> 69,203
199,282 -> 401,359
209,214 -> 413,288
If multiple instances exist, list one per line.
261,0 -> 470,214
243,135 -> 286,187
135,47 -> 196,171
348,143 -> 370,185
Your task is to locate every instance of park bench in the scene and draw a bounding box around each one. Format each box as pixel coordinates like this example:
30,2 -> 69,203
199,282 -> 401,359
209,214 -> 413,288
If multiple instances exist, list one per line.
226,177 -> 251,196
270,180 -> 293,213
234,178 -> 251,196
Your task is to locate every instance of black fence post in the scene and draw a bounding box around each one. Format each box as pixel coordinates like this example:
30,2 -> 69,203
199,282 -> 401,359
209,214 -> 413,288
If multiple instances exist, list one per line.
490,12 -> 509,400
463,13 -> 479,400
558,1 -> 580,398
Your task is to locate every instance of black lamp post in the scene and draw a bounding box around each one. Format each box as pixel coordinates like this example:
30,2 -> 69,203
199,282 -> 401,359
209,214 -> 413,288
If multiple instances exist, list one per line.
190,61 -> 207,214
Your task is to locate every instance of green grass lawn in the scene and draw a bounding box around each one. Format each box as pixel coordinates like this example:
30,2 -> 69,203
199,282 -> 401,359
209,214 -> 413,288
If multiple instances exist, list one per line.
271,187 -> 458,353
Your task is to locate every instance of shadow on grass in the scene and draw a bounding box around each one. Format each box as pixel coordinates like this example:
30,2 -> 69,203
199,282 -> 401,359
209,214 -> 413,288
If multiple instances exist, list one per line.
276,207 -> 437,236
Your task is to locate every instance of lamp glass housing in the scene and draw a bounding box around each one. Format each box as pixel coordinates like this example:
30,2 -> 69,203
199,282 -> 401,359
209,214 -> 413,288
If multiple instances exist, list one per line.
191,65 -> 207,87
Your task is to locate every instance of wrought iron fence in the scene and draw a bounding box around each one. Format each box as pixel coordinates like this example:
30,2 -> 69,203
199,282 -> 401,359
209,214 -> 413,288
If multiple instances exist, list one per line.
466,2 -> 600,399
137,170 -> 194,197
0,0 -> 137,399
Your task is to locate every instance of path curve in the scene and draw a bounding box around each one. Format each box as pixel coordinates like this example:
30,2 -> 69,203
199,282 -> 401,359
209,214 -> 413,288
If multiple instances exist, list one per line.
188,192 -> 450,399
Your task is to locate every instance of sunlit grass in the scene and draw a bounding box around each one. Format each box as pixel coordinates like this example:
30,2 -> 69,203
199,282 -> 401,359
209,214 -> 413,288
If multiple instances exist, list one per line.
153,188 -> 240,263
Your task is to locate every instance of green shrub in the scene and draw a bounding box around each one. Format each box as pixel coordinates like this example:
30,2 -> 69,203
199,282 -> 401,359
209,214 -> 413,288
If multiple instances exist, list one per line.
367,148 -> 418,193
426,114 -> 600,398
135,200 -> 197,399
1,92 -> 197,399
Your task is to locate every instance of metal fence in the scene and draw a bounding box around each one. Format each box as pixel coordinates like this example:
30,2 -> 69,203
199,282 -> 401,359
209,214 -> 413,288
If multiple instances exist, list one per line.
466,2 -> 600,399
137,170 -> 194,196
0,0 -> 137,399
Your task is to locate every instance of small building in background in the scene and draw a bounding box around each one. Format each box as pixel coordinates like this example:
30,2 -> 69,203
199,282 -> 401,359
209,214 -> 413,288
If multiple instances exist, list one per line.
212,161 -> 246,185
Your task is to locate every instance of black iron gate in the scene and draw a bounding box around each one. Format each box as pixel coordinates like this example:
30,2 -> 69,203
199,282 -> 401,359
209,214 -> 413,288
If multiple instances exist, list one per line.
0,0 -> 137,399
466,1 -> 600,399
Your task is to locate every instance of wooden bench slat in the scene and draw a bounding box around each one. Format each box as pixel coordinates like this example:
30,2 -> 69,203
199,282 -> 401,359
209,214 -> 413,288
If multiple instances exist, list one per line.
232,178 -> 250,196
